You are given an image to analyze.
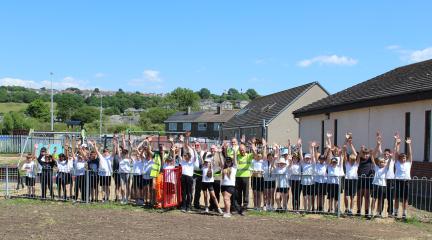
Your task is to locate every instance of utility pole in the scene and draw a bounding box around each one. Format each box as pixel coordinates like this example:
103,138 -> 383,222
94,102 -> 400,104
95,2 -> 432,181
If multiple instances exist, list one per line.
50,72 -> 54,131
99,93 -> 103,138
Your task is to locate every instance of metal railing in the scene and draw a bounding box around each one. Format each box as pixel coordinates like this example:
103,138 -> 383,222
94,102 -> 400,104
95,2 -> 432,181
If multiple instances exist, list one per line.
2,165 -> 431,220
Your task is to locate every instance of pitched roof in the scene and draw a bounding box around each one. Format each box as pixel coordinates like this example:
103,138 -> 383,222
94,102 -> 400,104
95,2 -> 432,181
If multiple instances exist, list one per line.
293,59 -> 432,117
223,82 -> 323,128
165,110 -> 238,123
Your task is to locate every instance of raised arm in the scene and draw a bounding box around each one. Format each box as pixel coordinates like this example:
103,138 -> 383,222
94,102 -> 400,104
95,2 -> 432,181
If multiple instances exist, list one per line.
310,141 -> 316,163
297,138 -> 303,161
394,132 -> 401,160
406,138 -> 413,162
373,131 -> 382,158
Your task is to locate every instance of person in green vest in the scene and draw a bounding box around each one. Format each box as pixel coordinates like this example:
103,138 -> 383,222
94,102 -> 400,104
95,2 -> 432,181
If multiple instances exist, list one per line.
234,136 -> 258,210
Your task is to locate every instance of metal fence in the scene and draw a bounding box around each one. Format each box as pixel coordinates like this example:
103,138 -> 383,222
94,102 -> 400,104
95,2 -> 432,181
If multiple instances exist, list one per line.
1,165 -> 431,220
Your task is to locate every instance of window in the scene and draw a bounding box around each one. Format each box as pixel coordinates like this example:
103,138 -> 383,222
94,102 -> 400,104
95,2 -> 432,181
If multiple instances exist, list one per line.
334,119 -> 338,146
168,123 -> 177,131
213,123 -> 221,131
198,123 -> 207,131
183,122 -> 192,131
405,112 -> 411,153
425,110 -> 431,162
321,120 -> 325,154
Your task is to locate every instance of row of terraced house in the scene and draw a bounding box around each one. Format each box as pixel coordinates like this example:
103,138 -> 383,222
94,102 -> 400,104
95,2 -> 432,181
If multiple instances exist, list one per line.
165,59 -> 432,177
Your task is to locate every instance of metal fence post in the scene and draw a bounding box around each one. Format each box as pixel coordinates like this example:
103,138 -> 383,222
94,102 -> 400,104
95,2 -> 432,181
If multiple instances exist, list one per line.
86,170 -> 90,204
5,166 -> 9,198
337,176 -> 341,218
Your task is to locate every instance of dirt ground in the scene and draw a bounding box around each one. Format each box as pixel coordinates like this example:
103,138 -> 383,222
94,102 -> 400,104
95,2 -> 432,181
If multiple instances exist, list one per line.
0,199 -> 430,240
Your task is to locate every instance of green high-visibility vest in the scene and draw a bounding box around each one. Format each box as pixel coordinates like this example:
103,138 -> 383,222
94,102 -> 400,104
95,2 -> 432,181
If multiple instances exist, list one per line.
226,146 -> 239,158
236,153 -> 253,177
150,153 -> 162,178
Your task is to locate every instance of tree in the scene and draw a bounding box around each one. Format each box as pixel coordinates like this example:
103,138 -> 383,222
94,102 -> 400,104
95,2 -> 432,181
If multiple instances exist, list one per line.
93,88 -> 100,94
54,93 -> 85,121
166,87 -> 200,111
198,88 -> 211,99
2,113 -> 14,133
26,99 -> 50,120
245,89 -> 259,100
140,107 -> 176,124
71,106 -> 99,124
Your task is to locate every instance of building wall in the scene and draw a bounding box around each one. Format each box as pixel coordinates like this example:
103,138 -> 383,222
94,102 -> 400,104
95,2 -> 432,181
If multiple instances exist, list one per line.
267,84 -> 329,145
298,99 -> 432,165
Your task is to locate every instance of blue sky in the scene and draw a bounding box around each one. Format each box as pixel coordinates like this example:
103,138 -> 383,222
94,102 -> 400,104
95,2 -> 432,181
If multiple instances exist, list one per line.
1,1 -> 431,95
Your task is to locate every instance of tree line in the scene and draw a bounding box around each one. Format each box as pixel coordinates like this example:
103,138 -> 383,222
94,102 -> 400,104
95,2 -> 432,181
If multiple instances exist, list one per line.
0,86 -> 260,134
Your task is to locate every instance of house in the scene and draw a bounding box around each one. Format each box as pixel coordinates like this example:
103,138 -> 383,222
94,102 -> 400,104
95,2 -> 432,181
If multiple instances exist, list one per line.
293,59 -> 432,177
164,107 -> 238,139
221,82 -> 329,144
199,99 -> 219,111
235,100 -> 250,109
220,101 -> 234,110
124,108 -> 145,115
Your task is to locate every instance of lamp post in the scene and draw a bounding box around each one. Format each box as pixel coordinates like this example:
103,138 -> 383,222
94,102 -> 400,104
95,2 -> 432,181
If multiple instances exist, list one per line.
99,93 -> 103,138
50,72 -> 54,131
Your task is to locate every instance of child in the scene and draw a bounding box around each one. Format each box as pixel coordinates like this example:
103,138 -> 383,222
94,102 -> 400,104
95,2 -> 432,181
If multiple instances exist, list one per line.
201,155 -> 223,214
56,153 -> 70,200
251,148 -> 265,211
371,155 -> 391,218
179,139 -> 196,213
263,150 -> 276,211
393,134 -> 412,219
131,149 -> 144,205
326,131 -> 343,213
274,157 -> 290,211
290,139 -> 302,211
343,133 -> 359,215
21,153 -> 36,197
301,141 -> 316,212
141,146 -> 154,206
87,150 -> 99,202
89,138 -> 115,203
118,146 -> 132,204
221,155 -> 242,218
73,151 -> 87,202
314,153 -> 327,212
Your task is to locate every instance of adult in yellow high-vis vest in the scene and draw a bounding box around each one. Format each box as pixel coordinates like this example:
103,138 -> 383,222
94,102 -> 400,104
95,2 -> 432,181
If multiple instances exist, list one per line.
234,143 -> 256,209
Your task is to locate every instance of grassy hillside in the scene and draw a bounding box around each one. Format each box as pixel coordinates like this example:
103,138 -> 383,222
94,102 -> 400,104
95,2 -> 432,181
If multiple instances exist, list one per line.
0,102 -> 28,114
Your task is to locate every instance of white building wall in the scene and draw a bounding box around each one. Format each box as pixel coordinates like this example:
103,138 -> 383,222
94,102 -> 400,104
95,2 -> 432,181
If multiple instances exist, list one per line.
299,99 -> 432,162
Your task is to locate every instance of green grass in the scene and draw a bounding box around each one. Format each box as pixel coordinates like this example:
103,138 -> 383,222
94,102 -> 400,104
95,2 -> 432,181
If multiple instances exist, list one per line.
0,102 -> 28,114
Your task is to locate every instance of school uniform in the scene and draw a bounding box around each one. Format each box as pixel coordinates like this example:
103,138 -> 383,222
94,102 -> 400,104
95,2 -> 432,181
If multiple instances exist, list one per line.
372,165 -> 387,202
119,158 -> 131,185
394,161 -> 411,201
327,163 -> 342,200
202,165 -> 215,192
87,158 -> 99,192
73,158 -> 87,201
274,166 -> 290,193
142,158 -> 154,186
22,162 -> 36,187
344,162 -> 359,197
263,161 -> 276,189
301,163 -> 314,196
314,162 -> 327,197
98,154 -> 113,187
180,158 -> 195,210
37,155 -> 56,199
290,163 -> 302,210
251,159 -> 265,192
132,159 -> 143,189
357,157 -> 374,190
385,158 -> 395,214
56,159 -> 71,199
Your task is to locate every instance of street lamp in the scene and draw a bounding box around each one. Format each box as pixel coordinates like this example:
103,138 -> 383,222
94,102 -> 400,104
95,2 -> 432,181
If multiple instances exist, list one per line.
50,72 -> 54,131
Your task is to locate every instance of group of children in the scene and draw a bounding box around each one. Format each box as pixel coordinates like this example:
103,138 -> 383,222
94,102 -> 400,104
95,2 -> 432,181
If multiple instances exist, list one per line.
20,130 -> 413,219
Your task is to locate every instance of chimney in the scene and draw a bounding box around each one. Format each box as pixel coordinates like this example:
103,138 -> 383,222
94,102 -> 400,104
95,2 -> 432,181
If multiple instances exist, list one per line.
186,106 -> 191,115
217,105 -> 223,115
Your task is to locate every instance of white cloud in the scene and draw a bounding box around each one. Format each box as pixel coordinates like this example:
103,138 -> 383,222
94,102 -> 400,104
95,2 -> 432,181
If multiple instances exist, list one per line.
1,76 -> 90,90
409,47 -> 432,62
128,69 -> 164,91
94,72 -> 106,78
0,77 -> 39,88
298,55 -> 358,67
41,76 -> 89,89
254,59 -> 267,65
